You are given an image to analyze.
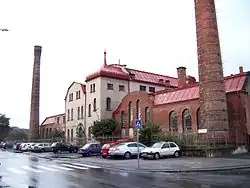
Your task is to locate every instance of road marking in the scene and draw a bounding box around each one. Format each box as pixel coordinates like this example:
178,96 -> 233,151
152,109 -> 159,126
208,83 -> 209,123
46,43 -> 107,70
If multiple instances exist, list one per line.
71,162 -> 101,169
49,164 -> 74,171
61,164 -> 88,170
22,166 -> 44,173
8,168 -> 26,174
37,165 -> 59,172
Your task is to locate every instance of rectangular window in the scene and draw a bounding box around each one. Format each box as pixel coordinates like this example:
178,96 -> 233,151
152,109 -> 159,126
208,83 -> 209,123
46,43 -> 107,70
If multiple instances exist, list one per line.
81,106 -> 84,119
77,107 -> 80,119
69,93 -> 73,101
140,85 -> 146,92
93,83 -> 96,92
57,117 -> 60,124
71,108 -> 73,120
76,90 -> 81,99
119,85 -> 125,91
149,87 -> 155,93
63,116 -> 66,123
88,104 -> 91,117
90,84 -> 93,93
67,109 -> 70,121
107,83 -> 113,90
71,129 -> 73,142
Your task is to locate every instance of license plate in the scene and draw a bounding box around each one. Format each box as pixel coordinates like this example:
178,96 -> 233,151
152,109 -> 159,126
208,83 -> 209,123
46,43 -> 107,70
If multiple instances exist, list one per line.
141,153 -> 147,156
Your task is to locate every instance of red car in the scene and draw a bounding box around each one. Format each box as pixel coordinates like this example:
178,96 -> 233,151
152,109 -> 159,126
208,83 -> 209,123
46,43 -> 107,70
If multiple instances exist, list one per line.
101,141 -> 120,158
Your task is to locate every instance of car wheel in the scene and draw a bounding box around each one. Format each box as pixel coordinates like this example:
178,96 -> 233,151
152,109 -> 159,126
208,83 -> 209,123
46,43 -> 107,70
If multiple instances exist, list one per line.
174,151 -> 180,158
124,152 -> 131,159
102,155 -> 107,159
41,149 -> 45,152
57,150 -> 61,154
154,153 -> 160,160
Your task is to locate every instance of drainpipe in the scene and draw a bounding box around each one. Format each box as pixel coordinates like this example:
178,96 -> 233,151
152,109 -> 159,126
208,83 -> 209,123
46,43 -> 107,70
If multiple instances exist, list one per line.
64,99 -> 67,142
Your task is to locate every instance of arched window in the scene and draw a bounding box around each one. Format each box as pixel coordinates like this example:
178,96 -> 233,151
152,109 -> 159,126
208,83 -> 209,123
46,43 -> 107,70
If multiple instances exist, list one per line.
196,108 -> 201,129
121,111 -> 125,128
169,111 -> 177,132
136,99 -> 140,119
88,104 -> 91,117
183,109 -> 192,131
93,98 -> 97,111
145,107 -> 150,123
128,101 -> 133,127
106,97 -> 111,111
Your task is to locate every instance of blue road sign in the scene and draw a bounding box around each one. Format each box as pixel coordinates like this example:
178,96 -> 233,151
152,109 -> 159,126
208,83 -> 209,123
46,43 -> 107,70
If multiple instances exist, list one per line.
135,119 -> 142,129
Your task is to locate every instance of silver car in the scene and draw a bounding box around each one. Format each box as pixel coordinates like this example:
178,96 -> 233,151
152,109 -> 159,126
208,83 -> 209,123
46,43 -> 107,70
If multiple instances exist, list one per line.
108,142 -> 147,159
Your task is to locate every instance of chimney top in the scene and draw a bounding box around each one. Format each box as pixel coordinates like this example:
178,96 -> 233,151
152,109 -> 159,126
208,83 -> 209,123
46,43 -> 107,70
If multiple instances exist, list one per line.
239,66 -> 243,74
34,45 -> 42,51
177,66 -> 186,70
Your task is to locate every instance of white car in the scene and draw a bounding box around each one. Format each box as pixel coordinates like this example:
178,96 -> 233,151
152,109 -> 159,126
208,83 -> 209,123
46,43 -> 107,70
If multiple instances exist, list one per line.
108,142 -> 147,159
141,141 -> 180,159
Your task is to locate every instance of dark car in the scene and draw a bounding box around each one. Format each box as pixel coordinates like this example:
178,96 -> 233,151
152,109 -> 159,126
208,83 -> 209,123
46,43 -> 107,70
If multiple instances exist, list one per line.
101,141 -> 121,158
51,142 -> 78,154
78,142 -> 102,156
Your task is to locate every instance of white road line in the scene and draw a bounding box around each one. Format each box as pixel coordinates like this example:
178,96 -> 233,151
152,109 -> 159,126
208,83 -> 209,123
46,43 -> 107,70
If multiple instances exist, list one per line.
22,166 -> 44,173
71,162 -> 101,169
49,164 -> 74,171
61,164 -> 88,170
8,168 -> 26,174
37,165 -> 59,172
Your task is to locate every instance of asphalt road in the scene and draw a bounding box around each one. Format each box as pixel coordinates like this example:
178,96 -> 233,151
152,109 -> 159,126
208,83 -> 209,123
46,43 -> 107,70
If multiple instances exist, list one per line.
1,151 -> 250,188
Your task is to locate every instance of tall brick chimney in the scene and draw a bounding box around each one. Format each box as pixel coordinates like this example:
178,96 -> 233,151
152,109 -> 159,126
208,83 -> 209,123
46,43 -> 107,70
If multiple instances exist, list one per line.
29,45 -> 42,140
177,67 -> 187,87
194,0 -> 229,138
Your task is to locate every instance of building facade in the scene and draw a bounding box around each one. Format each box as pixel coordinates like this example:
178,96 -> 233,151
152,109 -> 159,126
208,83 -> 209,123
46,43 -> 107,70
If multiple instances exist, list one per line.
40,113 -> 66,139
113,67 -> 250,144
62,50 -> 183,142
64,82 -> 86,143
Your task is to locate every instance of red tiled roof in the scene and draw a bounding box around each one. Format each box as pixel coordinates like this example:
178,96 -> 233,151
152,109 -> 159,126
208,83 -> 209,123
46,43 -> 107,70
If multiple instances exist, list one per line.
85,64 -> 178,87
127,68 -> 178,87
85,64 -> 130,81
64,81 -> 86,100
154,74 -> 247,105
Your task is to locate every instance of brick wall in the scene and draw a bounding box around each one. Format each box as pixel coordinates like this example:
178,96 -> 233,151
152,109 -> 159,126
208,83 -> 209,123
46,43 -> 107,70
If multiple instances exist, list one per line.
113,91 -> 154,135
113,91 -> 249,144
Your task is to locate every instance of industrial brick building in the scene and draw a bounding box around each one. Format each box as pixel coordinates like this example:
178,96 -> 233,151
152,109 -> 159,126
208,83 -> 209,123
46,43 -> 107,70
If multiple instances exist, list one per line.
40,113 -> 66,139
113,67 -> 250,144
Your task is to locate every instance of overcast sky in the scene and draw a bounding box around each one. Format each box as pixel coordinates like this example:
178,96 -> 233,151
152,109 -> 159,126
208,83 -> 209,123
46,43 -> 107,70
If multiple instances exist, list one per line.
0,0 -> 249,128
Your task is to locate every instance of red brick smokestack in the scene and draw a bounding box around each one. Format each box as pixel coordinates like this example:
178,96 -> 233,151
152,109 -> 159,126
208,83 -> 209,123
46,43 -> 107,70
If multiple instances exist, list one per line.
177,67 -> 186,87
29,45 -> 42,140
194,0 -> 229,138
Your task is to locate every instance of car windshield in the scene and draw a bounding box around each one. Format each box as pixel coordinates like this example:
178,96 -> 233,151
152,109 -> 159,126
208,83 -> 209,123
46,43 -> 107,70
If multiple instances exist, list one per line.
151,142 -> 163,148
102,144 -> 110,149
82,143 -> 90,149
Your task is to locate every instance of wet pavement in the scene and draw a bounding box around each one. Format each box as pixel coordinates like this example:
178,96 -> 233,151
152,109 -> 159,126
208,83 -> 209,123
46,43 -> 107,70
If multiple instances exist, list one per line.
1,150 -> 250,188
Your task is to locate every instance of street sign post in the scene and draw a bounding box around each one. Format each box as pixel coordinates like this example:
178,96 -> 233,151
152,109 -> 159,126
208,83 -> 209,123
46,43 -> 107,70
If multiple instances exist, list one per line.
135,119 -> 142,168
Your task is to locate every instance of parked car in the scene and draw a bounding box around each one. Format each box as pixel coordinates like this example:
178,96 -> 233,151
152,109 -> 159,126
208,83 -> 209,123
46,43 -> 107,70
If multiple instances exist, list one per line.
19,143 -> 31,152
101,141 -> 121,158
140,141 -> 180,160
13,143 -> 21,150
51,142 -> 78,154
108,142 -> 147,159
78,142 -> 102,156
33,143 -> 52,152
